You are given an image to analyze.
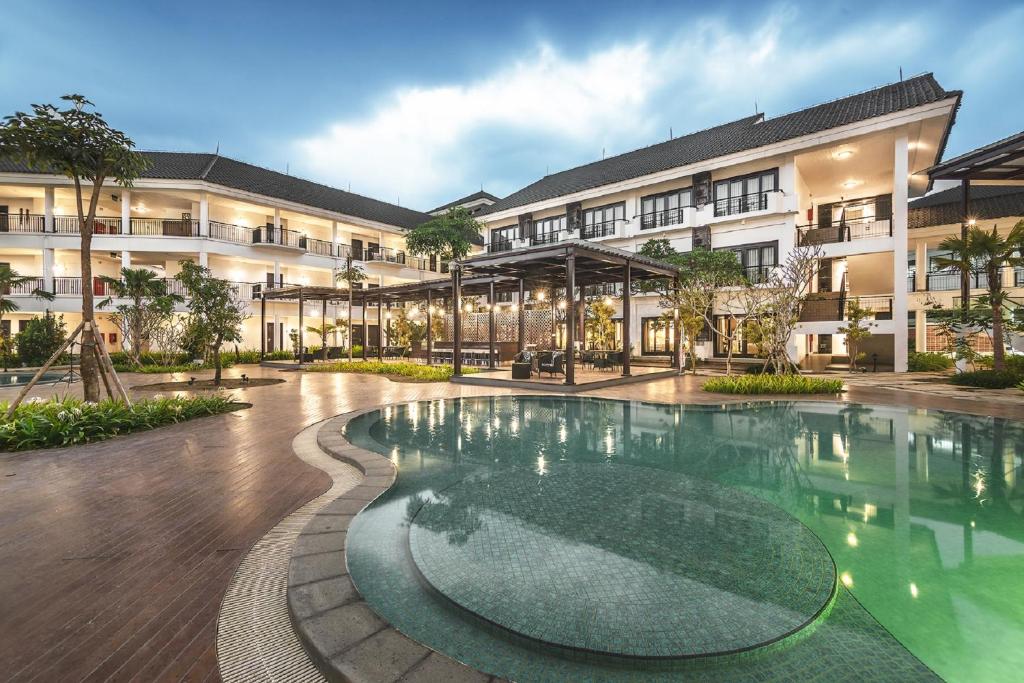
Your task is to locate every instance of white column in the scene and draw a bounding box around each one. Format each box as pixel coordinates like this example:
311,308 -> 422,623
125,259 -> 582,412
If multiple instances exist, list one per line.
914,241 -> 928,292
199,251 -> 208,268
199,192 -> 209,237
892,135 -> 910,373
121,250 -> 131,273
274,259 -> 281,287
273,207 -> 281,231
42,248 -> 55,293
44,187 -> 55,233
121,190 -> 131,234
915,309 -> 927,353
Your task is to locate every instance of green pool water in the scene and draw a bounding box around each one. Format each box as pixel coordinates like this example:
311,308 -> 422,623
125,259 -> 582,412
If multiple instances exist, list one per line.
344,396 -> 1024,682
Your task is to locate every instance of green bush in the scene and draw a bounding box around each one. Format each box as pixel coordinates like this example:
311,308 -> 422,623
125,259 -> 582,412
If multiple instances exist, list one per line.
263,350 -> 294,361
112,360 -> 233,373
0,394 -> 238,451
949,370 -> 1022,389
305,360 -> 476,382
108,351 -> 193,367
703,374 -> 844,395
15,314 -> 67,366
908,352 -> 953,372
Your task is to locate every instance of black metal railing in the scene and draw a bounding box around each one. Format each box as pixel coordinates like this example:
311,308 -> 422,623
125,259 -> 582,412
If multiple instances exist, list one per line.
640,207 -> 690,230
714,191 -> 773,217
743,264 -> 775,284
4,277 -> 46,295
797,215 -> 893,246
800,293 -> 893,322
129,217 -> 199,237
907,273 -> 916,292
209,220 -> 254,245
0,214 -> 46,233
580,219 -> 619,239
487,238 -> 514,253
306,237 -> 334,257
530,230 -> 564,246
926,271 -> 989,291
253,225 -> 303,248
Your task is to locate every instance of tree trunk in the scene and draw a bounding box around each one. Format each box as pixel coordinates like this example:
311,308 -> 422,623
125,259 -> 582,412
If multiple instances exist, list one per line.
77,177 -> 103,402
991,299 -> 1004,372
213,336 -> 223,384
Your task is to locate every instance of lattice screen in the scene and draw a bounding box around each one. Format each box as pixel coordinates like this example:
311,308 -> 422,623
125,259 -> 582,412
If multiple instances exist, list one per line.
436,310 -> 554,347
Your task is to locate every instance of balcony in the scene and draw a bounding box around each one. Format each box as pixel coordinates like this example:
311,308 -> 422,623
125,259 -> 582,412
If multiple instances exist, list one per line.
3,277 -> 46,295
640,207 -> 690,231
925,271 -> 989,291
797,216 -> 893,246
253,225 -> 304,250
530,230 -> 565,246
580,219 -> 618,240
713,190 -> 779,218
799,293 -> 893,322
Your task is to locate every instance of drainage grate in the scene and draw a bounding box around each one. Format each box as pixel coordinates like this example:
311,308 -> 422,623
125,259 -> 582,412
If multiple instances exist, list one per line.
217,422 -> 363,682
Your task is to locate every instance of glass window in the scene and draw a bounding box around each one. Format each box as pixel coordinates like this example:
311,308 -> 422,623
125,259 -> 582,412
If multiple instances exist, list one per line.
582,202 -> 624,238
714,169 -> 778,216
640,188 -> 692,229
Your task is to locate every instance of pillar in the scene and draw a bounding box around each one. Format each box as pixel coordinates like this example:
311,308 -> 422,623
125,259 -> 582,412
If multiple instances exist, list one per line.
517,279 -> 526,353
121,190 -> 131,235
452,267 -> 462,376
297,288 -> 305,368
622,263 -> 632,376
673,276 -> 683,374
120,250 -> 131,274
960,180 -> 971,323
199,192 -> 209,237
198,251 -> 208,268
44,187 -> 54,233
376,293 -> 383,361
347,256 -> 354,362
321,299 -> 327,360
892,135 -> 909,373
426,288 -> 433,365
488,281 -> 496,369
331,220 -> 339,258
915,309 -> 927,353
42,248 -> 55,293
915,241 -> 928,292
361,294 -> 367,360
274,260 -> 281,287
565,253 -> 576,386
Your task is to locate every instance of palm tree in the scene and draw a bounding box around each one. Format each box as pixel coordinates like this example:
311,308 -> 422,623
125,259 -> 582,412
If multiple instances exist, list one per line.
306,322 -> 338,361
99,267 -> 182,366
335,258 -> 367,362
0,264 -> 55,370
935,221 -> 1024,371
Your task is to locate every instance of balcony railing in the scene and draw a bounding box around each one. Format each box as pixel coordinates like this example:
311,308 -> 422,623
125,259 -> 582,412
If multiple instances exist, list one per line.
487,237 -> 515,253
580,219 -> 619,239
640,207 -> 690,230
926,271 -> 989,291
800,293 -> 893,322
0,214 -> 46,233
209,220 -> 253,245
714,191 -> 773,218
3,277 -> 46,295
743,264 -> 775,284
253,225 -> 303,249
530,230 -> 565,246
1017,267 -> 1024,287
797,216 -> 893,246
129,217 -> 199,237
306,237 -> 334,257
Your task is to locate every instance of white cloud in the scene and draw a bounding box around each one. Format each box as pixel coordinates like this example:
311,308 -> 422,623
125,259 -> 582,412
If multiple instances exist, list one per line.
293,9 -> 925,210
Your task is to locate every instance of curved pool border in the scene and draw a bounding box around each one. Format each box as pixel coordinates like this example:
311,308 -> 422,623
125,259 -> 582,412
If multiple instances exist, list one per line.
288,396 -> 946,683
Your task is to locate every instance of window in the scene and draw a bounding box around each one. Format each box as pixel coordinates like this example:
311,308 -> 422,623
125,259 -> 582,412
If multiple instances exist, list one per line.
489,225 -> 517,252
641,317 -> 675,355
723,241 -> 778,283
641,187 -> 693,229
531,215 -> 566,245
713,169 -> 777,217
582,202 -> 624,239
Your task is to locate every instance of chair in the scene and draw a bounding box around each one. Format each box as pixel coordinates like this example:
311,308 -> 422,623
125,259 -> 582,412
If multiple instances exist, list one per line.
539,351 -> 564,377
512,350 -> 533,379
592,351 -> 613,371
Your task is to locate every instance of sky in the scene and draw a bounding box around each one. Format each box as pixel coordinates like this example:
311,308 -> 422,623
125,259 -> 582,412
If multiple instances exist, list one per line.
1,0 -> 1022,212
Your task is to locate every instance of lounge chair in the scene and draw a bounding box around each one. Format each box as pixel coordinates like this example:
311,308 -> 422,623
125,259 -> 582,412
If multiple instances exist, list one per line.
539,351 -> 564,377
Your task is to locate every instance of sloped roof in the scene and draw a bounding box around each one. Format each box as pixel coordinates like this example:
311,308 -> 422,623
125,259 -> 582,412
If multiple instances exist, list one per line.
927,129 -> 1024,181
483,73 -> 960,215
430,190 -> 499,214
0,151 -> 431,230
909,184 -> 1024,229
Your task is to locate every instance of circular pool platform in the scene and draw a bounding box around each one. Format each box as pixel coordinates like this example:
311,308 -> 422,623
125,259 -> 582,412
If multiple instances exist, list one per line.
409,463 -> 836,659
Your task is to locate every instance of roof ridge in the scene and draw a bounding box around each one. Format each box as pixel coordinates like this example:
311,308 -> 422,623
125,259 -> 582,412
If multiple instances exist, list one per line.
759,72 -> 940,123
199,153 -> 219,180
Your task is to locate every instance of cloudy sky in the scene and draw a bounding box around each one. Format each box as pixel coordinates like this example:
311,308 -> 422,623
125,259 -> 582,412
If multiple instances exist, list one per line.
2,0 -> 1021,210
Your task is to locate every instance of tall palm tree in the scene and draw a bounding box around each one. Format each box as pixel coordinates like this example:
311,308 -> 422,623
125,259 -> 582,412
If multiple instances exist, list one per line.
99,267 -> 182,365
935,220 -> 1024,371
0,264 -> 55,370
306,322 -> 338,361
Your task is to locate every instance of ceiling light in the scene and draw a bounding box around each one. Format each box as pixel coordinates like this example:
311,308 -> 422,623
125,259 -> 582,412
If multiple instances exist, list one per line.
834,149 -> 854,160
841,179 -> 862,189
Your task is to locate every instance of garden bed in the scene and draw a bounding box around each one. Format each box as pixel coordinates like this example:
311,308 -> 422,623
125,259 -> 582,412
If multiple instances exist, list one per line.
703,374 -> 845,395
0,395 -> 246,451
303,360 -> 477,383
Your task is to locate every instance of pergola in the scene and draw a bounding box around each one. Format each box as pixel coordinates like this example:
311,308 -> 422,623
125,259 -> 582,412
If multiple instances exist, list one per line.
260,240 -> 681,385
927,130 -> 1024,317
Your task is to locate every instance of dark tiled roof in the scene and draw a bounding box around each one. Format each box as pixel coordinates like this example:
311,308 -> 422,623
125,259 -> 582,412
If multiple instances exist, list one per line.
927,129 -> 1024,180
483,74 -> 960,215
430,190 -> 499,214
909,184 -> 1024,229
0,151 -> 431,230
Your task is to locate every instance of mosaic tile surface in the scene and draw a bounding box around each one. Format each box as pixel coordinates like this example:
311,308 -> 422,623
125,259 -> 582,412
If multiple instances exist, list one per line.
409,464 -> 835,658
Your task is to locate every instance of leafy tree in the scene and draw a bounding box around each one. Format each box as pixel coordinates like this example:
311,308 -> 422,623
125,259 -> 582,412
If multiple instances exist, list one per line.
15,313 -> 67,366
0,264 -> 55,364
98,267 -> 183,367
389,307 -> 426,348
0,95 -> 149,400
636,240 -> 744,373
585,297 -> 618,349
838,299 -> 876,371
405,207 -> 481,263
934,221 -> 1024,371
335,259 -> 367,362
175,261 -> 248,384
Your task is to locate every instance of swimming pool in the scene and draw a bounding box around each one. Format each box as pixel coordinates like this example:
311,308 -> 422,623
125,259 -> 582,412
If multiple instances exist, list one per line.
0,371 -> 68,387
344,396 -> 1023,681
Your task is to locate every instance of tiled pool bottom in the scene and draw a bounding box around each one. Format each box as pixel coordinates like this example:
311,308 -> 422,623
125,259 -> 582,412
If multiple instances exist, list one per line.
343,396 -> 1024,681
409,463 -> 835,658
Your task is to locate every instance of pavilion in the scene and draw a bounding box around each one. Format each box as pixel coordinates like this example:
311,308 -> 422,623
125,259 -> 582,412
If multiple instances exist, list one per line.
260,240 -> 683,390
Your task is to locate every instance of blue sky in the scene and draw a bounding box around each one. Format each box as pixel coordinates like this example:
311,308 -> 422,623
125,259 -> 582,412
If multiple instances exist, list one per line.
2,1 -> 1022,210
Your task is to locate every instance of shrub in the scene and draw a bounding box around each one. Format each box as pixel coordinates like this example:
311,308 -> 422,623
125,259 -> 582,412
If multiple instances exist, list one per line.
263,350 -> 294,361
703,374 -> 844,395
15,314 -> 67,366
108,351 -> 193,367
0,394 -> 238,451
908,352 -> 953,372
304,361 -> 476,382
112,360 -> 233,373
233,349 -> 263,364
949,370 -> 1022,389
